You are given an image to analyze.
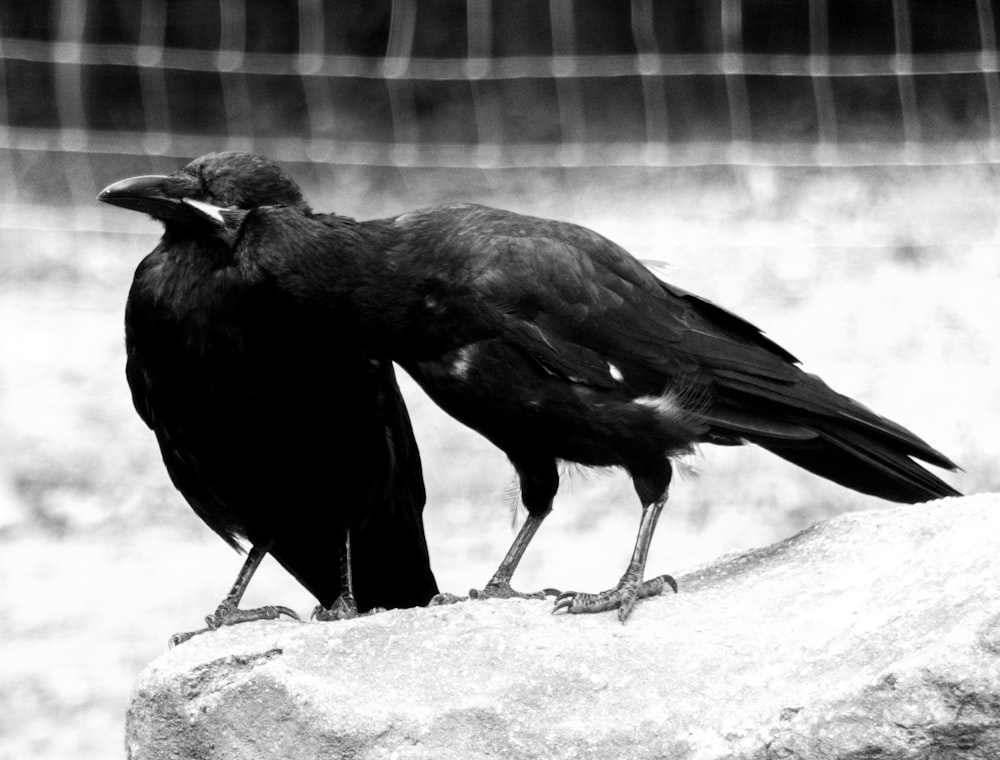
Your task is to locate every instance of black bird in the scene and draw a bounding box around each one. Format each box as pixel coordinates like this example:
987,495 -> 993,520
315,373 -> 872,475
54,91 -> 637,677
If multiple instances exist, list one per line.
139,154 -> 961,623
98,153 -> 438,643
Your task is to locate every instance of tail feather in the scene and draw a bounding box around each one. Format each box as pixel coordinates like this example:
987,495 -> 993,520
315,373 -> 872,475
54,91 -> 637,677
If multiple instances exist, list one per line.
705,369 -> 960,504
350,494 -> 439,610
714,371 -> 955,464
270,500 -> 439,612
648,272 -> 960,502
750,426 -> 960,503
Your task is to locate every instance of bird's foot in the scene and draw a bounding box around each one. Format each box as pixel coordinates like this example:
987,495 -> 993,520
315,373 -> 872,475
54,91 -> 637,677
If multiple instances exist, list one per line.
312,594 -> 358,621
468,579 -> 561,601
428,591 -> 468,606
169,601 -> 300,647
312,596 -> 388,622
552,572 -> 677,623
428,581 -> 559,607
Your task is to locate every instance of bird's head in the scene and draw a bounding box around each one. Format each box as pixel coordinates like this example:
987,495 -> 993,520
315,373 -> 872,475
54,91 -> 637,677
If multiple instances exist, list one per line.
97,151 -> 308,229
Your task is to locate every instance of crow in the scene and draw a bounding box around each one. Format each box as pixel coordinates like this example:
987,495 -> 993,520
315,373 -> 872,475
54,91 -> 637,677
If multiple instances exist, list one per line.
98,153 -> 438,643
132,153 -> 961,624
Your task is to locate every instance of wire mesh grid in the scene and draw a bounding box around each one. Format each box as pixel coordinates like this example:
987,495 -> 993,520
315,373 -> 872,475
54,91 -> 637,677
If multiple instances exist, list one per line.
3,0 -> 1000,232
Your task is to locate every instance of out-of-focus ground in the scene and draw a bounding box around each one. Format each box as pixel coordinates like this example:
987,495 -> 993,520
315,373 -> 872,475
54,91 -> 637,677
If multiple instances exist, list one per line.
1,165 -> 997,760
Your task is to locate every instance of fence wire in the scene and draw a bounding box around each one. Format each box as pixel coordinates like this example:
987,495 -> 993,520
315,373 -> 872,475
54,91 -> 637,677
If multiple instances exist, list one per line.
2,0 -> 1000,232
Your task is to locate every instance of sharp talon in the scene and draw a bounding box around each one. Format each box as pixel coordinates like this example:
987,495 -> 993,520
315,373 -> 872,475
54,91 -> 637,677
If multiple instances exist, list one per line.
275,605 -> 301,621
637,574 -> 678,598
617,599 -> 636,624
313,594 -> 361,621
169,627 -> 208,647
540,588 -> 561,598
552,596 -> 574,614
550,571 -> 678,620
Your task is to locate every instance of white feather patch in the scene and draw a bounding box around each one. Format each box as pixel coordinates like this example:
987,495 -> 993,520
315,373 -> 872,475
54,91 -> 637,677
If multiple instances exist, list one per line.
181,197 -> 227,225
633,391 -> 680,419
451,345 -> 476,379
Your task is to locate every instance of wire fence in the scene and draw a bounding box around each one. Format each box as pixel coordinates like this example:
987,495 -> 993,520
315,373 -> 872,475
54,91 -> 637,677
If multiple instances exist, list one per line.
3,0 -> 1000,232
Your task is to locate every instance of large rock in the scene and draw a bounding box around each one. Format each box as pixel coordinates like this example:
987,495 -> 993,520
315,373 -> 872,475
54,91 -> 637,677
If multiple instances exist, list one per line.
126,495 -> 1000,760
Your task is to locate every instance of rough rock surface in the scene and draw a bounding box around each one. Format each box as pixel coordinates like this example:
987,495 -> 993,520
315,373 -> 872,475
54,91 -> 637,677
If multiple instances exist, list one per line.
126,495 -> 1000,760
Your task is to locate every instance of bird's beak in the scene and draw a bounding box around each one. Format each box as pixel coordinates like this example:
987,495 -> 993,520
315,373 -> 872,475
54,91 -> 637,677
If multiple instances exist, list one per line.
98,175 -> 181,219
98,174 -> 226,228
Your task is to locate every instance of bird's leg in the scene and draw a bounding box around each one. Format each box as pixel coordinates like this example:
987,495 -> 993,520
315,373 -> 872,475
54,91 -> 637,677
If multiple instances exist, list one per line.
552,497 -> 676,622
170,543 -> 300,647
313,530 -> 357,621
553,466 -> 677,623
431,513 -> 559,605
430,456 -> 561,606
468,511 -> 561,600
313,531 -> 386,621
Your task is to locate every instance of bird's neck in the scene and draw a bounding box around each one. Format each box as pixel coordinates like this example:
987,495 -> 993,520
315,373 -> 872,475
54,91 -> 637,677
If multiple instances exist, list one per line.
130,236 -> 252,327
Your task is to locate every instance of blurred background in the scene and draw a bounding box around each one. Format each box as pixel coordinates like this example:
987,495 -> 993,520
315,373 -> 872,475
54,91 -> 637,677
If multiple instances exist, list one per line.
1,1 -> 998,757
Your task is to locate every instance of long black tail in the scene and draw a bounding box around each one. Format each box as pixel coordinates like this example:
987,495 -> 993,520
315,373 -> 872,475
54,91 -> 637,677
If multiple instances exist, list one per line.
270,362 -> 438,611
268,497 -> 438,613
649,278 -> 960,503
708,374 -> 961,504
350,491 -> 439,611
755,426 -> 960,503
349,360 -> 440,611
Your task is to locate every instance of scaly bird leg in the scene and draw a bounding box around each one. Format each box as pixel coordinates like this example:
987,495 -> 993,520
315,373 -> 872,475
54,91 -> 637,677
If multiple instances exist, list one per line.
552,495 -> 677,623
313,530 -> 357,621
313,531 -> 386,621
170,543 -> 300,647
470,512 -> 561,600
430,512 -> 561,606
433,457 -> 561,606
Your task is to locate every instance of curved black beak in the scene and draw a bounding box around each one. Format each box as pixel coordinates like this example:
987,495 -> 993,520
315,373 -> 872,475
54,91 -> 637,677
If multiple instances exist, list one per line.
98,175 -> 184,219
99,174 -> 229,229
99,173 -> 236,237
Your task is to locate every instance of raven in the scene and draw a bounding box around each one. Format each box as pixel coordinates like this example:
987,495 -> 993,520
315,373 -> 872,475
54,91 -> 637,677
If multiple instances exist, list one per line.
98,153 -> 437,643
132,153 -> 961,623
